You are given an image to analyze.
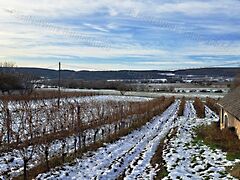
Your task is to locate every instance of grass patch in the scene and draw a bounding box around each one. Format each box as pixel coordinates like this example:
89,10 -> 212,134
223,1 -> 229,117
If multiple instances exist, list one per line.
195,122 -> 240,160
193,97 -> 205,118
195,122 -> 240,178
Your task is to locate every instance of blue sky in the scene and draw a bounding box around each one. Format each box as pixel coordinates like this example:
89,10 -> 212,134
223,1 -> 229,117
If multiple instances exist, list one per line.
0,0 -> 239,70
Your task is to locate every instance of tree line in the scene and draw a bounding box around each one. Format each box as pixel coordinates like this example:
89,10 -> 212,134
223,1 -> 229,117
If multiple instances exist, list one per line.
0,62 -> 35,95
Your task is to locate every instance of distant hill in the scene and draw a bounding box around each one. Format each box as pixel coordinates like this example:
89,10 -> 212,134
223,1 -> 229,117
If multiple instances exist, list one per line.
175,68 -> 240,77
0,67 -> 239,80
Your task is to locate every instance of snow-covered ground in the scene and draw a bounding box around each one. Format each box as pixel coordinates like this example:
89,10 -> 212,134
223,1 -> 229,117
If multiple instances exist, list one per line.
163,102 -> 239,179
1,98 -> 238,179
35,101 -> 239,180
0,95 -> 151,179
76,95 -> 152,102
41,88 -> 225,99
36,101 -> 180,179
126,91 -> 225,99
174,87 -> 229,93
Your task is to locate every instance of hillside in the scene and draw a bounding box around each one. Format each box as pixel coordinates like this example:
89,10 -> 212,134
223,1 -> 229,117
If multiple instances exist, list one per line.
0,67 -> 239,80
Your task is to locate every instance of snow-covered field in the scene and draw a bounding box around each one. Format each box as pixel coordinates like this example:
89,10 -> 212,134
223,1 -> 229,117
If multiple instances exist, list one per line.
0,95 -> 152,179
42,88 -> 225,99
163,103 -> 239,179
1,96 -> 238,179
35,101 -> 239,180
125,91 -> 225,99
36,101 -> 180,179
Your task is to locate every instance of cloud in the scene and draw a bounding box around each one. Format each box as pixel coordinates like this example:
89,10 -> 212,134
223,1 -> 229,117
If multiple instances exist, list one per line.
0,0 -> 239,70
83,23 -> 110,32
137,61 -> 203,65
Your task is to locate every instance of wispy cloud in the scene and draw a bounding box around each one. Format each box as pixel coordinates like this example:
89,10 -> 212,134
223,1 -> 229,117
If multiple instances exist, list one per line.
0,0 -> 239,70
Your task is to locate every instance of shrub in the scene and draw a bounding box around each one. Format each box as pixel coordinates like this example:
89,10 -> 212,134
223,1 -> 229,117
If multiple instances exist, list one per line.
178,97 -> 186,116
195,122 -> 240,179
196,122 -> 240,160
193,97 -> 205,118
206,97 -> 220,115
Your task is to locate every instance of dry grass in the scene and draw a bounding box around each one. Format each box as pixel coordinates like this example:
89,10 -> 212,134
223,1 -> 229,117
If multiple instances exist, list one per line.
228,163 -> 240,178
193,97 -> 205,118
195,122 -> 240,179
178,97 -> 186,116
0,90 -> 97,101
196,122 -> 240,159
150,128 -> 178,179
206,97 -> 220,115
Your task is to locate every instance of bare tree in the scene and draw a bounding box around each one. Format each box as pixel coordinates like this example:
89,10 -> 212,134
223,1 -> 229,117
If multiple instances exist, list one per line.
19,145 -> 36,180
116,83 -> 132,95
0,100 -> 12,144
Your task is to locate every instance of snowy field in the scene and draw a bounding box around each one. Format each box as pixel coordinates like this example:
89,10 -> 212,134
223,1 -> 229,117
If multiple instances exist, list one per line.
1,96 -> 238,179
163,103 -> 239,179
42,88 -> 225,99
0,95 -> 152,179
36,101 -> 180,179
35,101 -> 239,180
125,91 -> 225,99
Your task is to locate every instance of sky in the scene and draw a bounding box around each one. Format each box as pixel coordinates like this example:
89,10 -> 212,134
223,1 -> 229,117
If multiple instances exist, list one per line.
0,0 -> 240,71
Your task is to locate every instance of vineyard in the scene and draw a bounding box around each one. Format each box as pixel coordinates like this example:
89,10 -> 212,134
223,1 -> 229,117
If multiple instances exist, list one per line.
0,93 -> 175,179
0,93 -> 238,179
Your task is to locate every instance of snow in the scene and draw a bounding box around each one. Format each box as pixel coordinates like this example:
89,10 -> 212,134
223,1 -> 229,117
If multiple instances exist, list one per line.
1,98 -> 239,179
0,95 -> 151,179
125,91 -> 225,99
35,101 -> 240,180
78,95 -> 152,102
36,101 -> 180,179
162,102 -> 239,180
41,88 -> 225,99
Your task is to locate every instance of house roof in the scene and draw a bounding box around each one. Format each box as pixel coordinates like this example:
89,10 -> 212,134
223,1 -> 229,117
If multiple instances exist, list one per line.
219,86 -> 240,120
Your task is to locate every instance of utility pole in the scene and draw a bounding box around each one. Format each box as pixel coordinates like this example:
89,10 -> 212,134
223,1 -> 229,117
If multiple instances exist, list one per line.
58,62 -> 61,108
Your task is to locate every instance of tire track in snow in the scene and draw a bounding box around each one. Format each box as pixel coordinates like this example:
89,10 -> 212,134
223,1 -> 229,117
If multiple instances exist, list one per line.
122,109 -> 178,180
129,102 -> 191,179
137,101 -> 196,179
96,101 -> 179,179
